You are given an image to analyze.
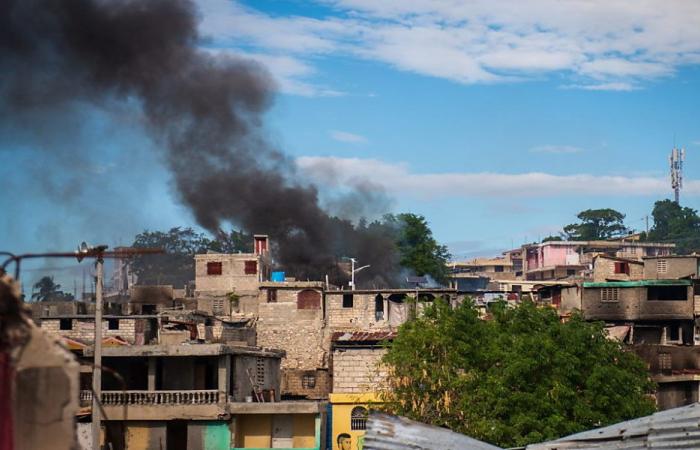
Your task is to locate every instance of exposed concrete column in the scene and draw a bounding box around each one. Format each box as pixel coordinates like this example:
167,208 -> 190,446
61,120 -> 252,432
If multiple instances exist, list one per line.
147,357 -> 156,391
218,355 -> 230,403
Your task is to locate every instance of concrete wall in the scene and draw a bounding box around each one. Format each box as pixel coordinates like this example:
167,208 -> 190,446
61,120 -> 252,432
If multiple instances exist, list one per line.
282,369 -> 330,400
332,348 -> 387,394
187,421 -> 231,450
233,414 -> 318,449
593,258 -> 643,282
12,324 -> 80,450
232,355 -> 281,402
195,253 -> 263,295
326,293 -> 392,331
125,422 -> 166,450
582,286 -> 693,321
656,381 -> 699,410
256,286 -> 328,398
644,257 -> 698,280
40,317 -> 138,343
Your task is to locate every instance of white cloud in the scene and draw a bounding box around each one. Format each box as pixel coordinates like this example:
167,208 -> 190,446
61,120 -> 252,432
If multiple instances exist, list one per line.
530,145 -> 583,154
296,156 -> 699,199
565,82 -> 639,91
196,0 -> 700,92
329,130 -> 368,143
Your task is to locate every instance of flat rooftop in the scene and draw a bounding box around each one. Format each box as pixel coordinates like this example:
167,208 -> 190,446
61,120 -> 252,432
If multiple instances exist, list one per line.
84,343 -> 285,358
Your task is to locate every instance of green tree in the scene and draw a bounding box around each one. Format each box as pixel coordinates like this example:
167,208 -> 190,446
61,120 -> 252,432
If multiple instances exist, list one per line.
542,235 -> 563,242
31,276 -> 74,302
392,213 -> 451,283
563,208 -> 630,240
381,299 -> 655,448
131,227 -> 252,287
646,200 -> 700,253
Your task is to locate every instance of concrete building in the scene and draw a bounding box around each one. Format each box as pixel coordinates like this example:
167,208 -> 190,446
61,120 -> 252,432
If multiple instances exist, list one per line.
75,343 -> 326,450
523,240 -> 675,281
329,331 -> 395,450
591,255 -> 644,282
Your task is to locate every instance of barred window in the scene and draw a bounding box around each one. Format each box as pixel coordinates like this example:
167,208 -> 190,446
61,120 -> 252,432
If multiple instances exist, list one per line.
657,259 -> 668,274
601,287 -> 620,302
302,374 -> 316,389
351,406 -> 368,430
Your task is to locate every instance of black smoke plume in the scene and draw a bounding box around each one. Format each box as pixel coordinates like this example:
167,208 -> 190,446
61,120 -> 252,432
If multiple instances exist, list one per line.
1,0 -> 400,286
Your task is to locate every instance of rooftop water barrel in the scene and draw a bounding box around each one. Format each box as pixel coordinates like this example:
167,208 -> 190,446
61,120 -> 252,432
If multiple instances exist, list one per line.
271,271 -> 285,282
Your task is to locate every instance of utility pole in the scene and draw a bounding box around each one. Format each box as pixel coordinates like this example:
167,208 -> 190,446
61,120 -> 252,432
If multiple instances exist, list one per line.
89,246 -> 107,450
349,257 -> 356,290
645,215 -> 649,234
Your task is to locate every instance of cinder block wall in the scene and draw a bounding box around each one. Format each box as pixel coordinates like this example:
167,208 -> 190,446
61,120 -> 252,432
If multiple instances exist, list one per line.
332,348 -> 387,393
40,318 -> 137,343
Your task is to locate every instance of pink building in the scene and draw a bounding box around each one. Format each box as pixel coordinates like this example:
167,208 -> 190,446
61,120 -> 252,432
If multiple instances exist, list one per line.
523,240 -> 674,281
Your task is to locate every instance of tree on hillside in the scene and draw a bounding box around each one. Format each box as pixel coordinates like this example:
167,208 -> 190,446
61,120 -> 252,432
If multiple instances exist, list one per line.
131,227 -> 252,287
563,208 -> 630,240
31,276 -> 74,302
646,200 -> 700,253
391,213 -> 451,283
381,299 -> 655,448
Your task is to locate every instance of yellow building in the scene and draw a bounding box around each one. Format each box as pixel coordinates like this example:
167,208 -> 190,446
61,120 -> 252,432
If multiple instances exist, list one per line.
328,331 -> 395,450
328,393 -> 380,450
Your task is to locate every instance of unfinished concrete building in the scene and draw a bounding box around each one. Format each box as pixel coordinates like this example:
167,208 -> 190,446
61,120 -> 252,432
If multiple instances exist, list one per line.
76,343 -> 325,450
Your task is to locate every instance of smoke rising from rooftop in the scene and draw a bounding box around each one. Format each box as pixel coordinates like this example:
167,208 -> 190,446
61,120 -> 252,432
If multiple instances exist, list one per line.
0,0 -> 399,286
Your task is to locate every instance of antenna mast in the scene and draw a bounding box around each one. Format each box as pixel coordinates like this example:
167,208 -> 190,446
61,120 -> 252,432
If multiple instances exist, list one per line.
670,146 -> 685,204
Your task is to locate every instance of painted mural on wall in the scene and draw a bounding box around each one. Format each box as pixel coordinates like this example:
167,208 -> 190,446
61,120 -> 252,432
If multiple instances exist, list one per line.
336,433 -> 364,450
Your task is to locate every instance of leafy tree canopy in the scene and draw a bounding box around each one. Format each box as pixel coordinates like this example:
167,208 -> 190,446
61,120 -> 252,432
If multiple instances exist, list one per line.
388,213 -> 451,283
562,208 -> 630,240
31,276 -> 74,302
645,200 -> 700,253
131,227 -> 252,288
381,299 -> 655,448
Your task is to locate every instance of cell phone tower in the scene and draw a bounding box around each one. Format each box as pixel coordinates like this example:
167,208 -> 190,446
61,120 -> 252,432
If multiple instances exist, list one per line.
669,146 -> 685,204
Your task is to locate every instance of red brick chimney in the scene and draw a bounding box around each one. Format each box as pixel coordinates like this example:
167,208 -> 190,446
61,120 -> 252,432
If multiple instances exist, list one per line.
254,235 -> 269,255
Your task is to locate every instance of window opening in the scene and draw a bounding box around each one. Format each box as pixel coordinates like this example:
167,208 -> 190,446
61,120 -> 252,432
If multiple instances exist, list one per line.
601,288 -> 620,302
648,285 -> 687,301
244,261 -> 257,275
267,289 -> 277,303
256,357 -> 265,386
351,406 -> 368,430
207,261 -> 222,275
614,262 -> 630,274
342,293 -> 353,308
302,374 -> 316,389
375,294 -> 384,321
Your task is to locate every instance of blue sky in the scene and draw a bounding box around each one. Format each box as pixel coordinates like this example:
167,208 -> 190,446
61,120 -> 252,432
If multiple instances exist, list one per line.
2,0 -> 700,289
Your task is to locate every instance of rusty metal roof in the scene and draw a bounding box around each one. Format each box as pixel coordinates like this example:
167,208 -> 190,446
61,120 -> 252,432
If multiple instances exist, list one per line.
332,331 -> 397,343
363,413 -> 503,450
526,403 -> 700,449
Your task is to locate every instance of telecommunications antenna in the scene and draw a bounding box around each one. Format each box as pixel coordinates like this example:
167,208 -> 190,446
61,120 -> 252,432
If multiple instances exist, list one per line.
670,146 -> 685,204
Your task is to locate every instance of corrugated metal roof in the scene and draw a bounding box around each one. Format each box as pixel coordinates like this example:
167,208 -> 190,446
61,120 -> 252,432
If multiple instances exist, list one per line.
526,403 -> 700,449
332,331 -> 397,342
583,279 -> 692,288
363,413 -> 503,450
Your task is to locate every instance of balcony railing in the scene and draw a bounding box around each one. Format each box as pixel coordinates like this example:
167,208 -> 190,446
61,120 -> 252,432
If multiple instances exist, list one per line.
80,390 -> 93,407
86,390 -> 219,406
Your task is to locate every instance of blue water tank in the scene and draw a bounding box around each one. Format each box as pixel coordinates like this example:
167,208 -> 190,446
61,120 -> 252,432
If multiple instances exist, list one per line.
271,271 -> 285,282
